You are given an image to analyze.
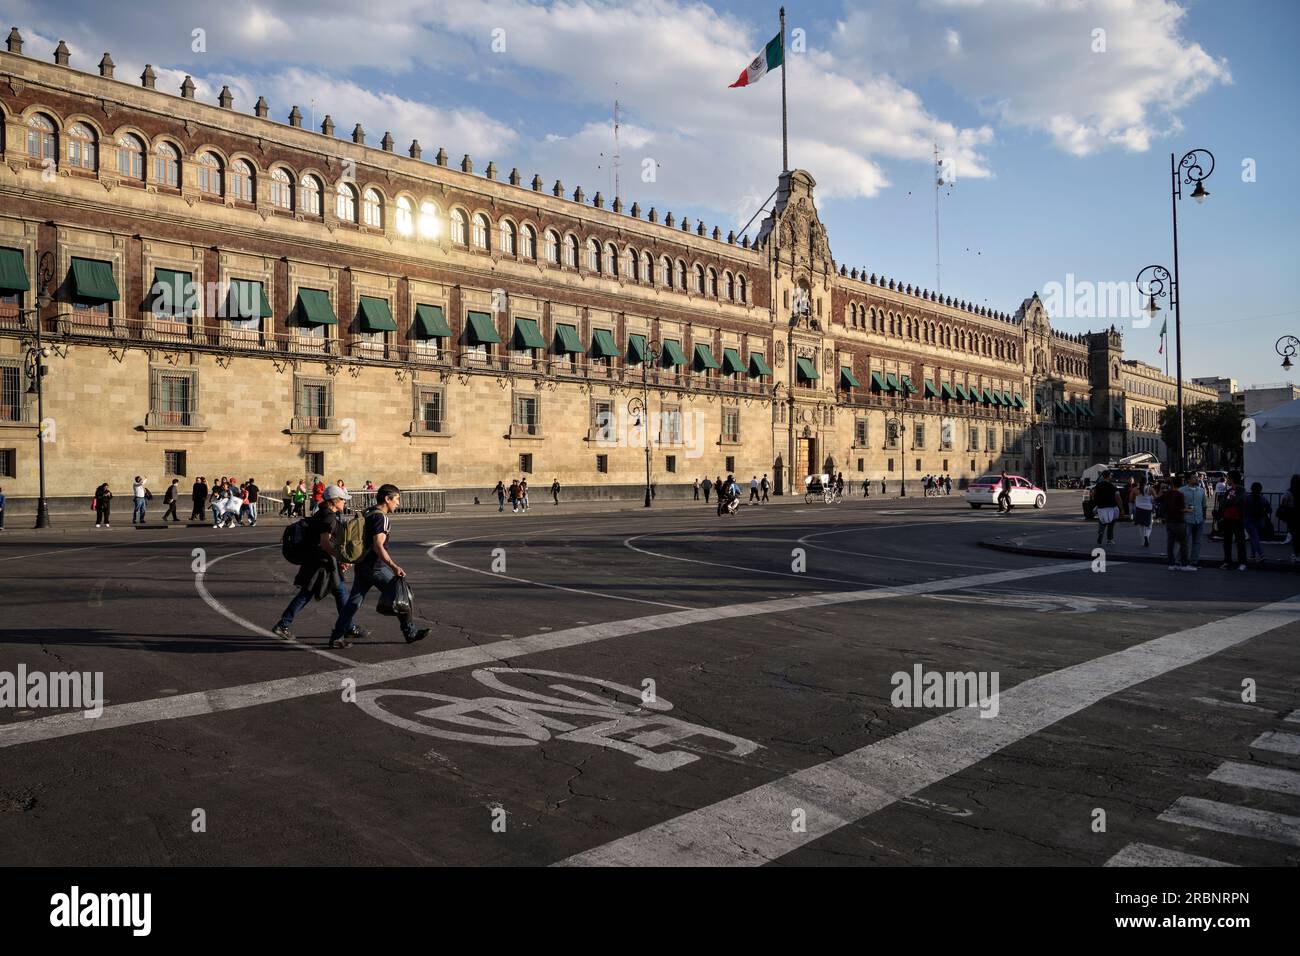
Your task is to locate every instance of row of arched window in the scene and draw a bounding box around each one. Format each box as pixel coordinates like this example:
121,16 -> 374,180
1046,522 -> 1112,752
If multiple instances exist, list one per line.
1055,354 -> 1087,378
15,109 -> 748,304
846,301 -> 1019,362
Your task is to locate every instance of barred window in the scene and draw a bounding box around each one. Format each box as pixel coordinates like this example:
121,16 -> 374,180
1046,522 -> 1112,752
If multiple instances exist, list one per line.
149,368 -> 198,427
1,363 -> 24,422
416,387 -> 445,434
854,419 -> 868,447
512,394 -> 538,434
0,448 -> 14,477
722,407 -> 740,443
422,452 -> 439,475
294,377 -> 333,429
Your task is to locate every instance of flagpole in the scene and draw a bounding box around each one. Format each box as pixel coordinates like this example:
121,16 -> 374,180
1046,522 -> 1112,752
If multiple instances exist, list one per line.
780,6 -> 788,173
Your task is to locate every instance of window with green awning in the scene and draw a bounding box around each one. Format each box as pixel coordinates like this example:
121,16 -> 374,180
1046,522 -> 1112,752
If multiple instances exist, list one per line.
0,248 -> 30,293
693,343 -> 720,371
465,310 -> 500,344
296,288 -> 337,326
412,304 -> 451,339
989,391 -> 1003,406
358,295 -> 397,333
796,356 -> 820,382
1012,393 -> 1025,408
749,352 -> 772,377
870,371 -> 886,391
662,339 -> 687,367
150,268 -> 195,317
591,327 -> 619,359
224,279 -> 272,320
627,333 -> 649,365
884,372 -> 900,392
940,381 -> 955,400
511,317 -> 546,349
70,257 -> 120,302
901,375 -> 915,395
1054,399 -> 1070,414
954,383 -> 970,401
554,323 -> 585,354
840,366 -> 860,388
722,348 -> 746,375
924,380 -> 938,398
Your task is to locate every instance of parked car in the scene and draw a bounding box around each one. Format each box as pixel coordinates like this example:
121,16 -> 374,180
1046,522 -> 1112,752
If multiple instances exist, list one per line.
966,475 -> 1046,509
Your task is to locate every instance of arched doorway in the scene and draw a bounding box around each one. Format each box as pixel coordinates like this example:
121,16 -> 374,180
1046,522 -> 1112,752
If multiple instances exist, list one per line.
773,455 -> 784,496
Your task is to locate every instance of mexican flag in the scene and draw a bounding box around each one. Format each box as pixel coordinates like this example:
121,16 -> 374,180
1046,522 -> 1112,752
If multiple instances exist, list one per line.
730,32 -> 784,88
1157,317 -> 1167,354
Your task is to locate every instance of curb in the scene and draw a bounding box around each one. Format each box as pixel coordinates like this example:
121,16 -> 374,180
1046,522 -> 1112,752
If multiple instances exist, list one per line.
979,537 -> 1300,574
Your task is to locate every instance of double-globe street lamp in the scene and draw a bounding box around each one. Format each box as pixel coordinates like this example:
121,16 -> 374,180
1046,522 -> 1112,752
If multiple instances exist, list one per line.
1135,147 -> 1214,476
1276,335 -> 1298,372
626,338 -> 662,508
16,287 -> 54,528
885,415 -> 906,497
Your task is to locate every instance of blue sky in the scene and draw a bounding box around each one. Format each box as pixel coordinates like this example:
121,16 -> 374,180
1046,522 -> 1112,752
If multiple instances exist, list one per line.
7,0 -> 1296,386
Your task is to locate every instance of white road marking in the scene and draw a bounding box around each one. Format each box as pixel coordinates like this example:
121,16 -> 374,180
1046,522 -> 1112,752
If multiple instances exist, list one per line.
1287,710 -> 1300,724
1250,731 -> 1300,755
1208,761 -> 1300,798
0,561 -> 1091,750
1157,797 -> 1300,848
1104,843 -> 1234,867
1191,696 -> 1265,712
557,592 -> 1300,866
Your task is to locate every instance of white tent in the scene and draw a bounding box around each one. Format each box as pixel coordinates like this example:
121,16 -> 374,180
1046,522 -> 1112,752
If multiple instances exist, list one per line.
1245,397 -> 1300,495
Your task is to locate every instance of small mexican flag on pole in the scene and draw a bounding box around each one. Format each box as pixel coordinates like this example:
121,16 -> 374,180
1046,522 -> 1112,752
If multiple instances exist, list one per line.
1157,317 -> 1167,354
729,31 -> 784,87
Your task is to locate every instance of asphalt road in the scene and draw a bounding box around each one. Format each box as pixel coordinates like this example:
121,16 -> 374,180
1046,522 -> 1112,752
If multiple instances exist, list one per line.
1,494 -> 1298,866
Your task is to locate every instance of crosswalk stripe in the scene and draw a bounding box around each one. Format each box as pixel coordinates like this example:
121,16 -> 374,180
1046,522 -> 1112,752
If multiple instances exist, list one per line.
1157,797 -> 1300,848
1250,731 -> 1300,756
1104,842 -> 1235,867
1284,710 -> 1300,724
1208,761 -> 1300,797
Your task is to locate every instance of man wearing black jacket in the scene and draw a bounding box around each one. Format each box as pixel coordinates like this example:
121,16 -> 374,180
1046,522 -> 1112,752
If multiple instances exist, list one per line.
190,476 -> 208,521
272,484 -> 365,642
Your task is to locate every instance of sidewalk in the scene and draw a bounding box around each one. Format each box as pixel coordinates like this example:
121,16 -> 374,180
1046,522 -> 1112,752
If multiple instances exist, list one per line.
981,519 -> 1300,574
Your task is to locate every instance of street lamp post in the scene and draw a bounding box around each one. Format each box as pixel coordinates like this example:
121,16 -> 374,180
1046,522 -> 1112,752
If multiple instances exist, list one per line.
1135,263 -> 1176,471
886,415 -> 906,497
1276,335 -> 1298,372
1137,147 -> 1214,477
628,339 -> 662,508
19,289 -> 54,528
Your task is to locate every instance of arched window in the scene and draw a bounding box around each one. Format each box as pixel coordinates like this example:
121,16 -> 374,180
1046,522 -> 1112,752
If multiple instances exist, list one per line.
676,260 -> 687,289
116,134 -> 144,180
67,123 -> 97,170
231,160 -> 254,202
335,182 -> 358,222
271,167 -> 294,210
545,230 -> 560,264
661,256 -> 673,286
564,235 -> 578,267
396,196 -> 414,236
737,275 -> 748,303
451,209 -> 468,245
587,239 -> 601,272
301,175 -> 322,216
26,113 -> 57,161
500,220 -> 517,255
694,265 -> 705,294
708,268 -> 718,298
363,188 -> 383,227
642,252 -> 654,284
198,152 -> 223,196
522,225 -> 536,260
153,142 -> 180,187
605,243 -> 619,276
472,213 -> 489,249
418,200 -> 439,239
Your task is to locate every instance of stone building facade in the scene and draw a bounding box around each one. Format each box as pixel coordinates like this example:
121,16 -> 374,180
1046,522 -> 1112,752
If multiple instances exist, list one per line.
1120,359 -> 1218,461
0,34 -> 1220,502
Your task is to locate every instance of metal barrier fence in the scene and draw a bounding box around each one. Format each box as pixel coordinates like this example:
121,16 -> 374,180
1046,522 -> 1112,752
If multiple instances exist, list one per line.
257,489 -> 446,517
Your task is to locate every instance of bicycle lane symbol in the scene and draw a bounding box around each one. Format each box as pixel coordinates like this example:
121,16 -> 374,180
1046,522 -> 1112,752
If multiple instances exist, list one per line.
355,668 -> 761,772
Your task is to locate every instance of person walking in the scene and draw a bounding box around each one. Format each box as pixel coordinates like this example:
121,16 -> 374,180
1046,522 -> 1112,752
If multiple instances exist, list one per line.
0,484 -> 5,530
551,478 -> 561,506
835,472 -> 845,500
880,477 -> 886,495
996,470 -> 1013,514
1092,470 -> 1120,545
493,481 -> 506,512
311,477 -> 325,514
1277,474 -> 1300,564
191,476 -> 208,521
131,476 -> 150,525
1132,480 -> 1154,547
749,476 -> 760,503
162,478 -> 180,523
272,484 -> 365,644
1217,470 -> 1248,570
329,483 -> 430,648
1164,475 -> 1189,570
292,480 -> 308,518
701,476 -> 713,504
1244,481 -> 1272,564
1181,473 -> 1207,568
508,479 -> 521,514
693,478 -> 700,501
520,478 -> 530,511
95,482 -> 113,527
280,480 -> 294,517
761,474 -> 770,502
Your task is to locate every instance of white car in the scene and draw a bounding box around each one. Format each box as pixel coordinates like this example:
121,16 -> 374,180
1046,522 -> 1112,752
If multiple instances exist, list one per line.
966,474 -> 1046,509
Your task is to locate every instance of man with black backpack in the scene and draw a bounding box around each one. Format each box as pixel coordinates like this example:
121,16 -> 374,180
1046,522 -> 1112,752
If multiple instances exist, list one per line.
272,484 -> 366,644
328,483 -> 430,648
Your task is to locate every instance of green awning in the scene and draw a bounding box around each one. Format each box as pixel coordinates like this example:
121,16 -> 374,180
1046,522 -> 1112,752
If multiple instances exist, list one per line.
70,257 -> 120,302
954,384 -> 970,401
1012,393 -> 1025,408
989,391 -> 1003,406
900,375 -> 915,396
796,356 -> 820,382
591,328 -> 619,359
0,248 -> 30,293
693,343 -> 720,371
465,310 -> 500,344
224,279 -> 271,320
358,295 -> 397,333
412,304 -> 451,339
884,372 -> 900,392
1054,400 -> 1071,414
870,371 -> 886,391
749,352 -> 772,377
924,380 -> 938,398
511,317 -> 546,349
722,348 -> 746,375
627,333 -> 649,365
840,366 -> 860,388
662,339 -> 687,367
296,288 -> 337,326
1004,390 -> 1015,406
151,268 -> 195,317
980,389 -> 994,404
940,382 -> 955,400
554,323 -> 585,354
1080,402 -> 1094,417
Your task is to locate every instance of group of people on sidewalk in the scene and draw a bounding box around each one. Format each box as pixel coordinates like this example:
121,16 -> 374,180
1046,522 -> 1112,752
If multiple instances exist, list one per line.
1088,468 -> 1300,570
921,474 -> 954,497
493,477 -> 559,513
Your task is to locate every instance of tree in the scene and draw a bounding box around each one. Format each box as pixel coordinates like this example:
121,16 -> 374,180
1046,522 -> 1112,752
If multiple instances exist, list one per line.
1159,400 -> 1243,469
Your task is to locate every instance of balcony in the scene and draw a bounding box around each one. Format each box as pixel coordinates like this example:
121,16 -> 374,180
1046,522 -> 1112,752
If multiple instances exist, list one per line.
289,415 -> 340,435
